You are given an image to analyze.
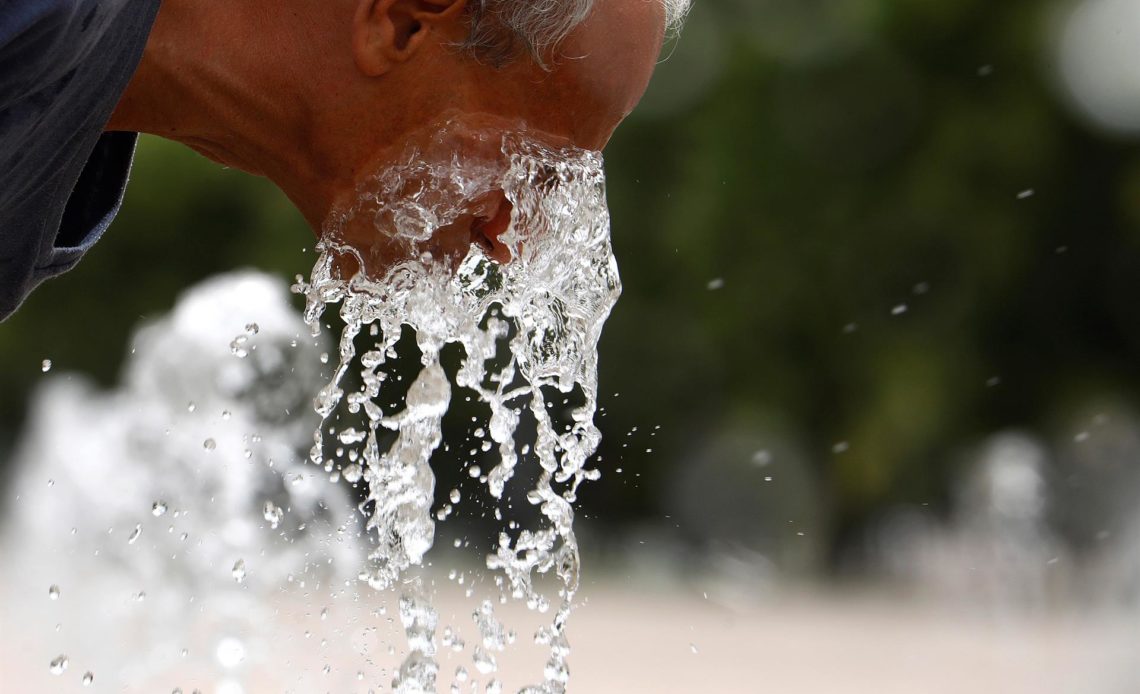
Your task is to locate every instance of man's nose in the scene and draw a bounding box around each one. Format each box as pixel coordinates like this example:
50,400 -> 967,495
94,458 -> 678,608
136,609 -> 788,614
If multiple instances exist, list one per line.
471,191 -> 513,264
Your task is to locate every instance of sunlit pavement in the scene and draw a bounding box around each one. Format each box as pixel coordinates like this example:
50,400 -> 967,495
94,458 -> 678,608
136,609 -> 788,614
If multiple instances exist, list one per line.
4,577 -> 1136,693
565,586 -> 1138,694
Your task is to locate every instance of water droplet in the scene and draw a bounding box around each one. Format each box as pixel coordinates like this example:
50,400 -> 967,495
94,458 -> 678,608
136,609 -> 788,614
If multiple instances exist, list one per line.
203,438 -> 216,451
245,322 -> 260,335
449,489 -> 461,504
152,500 -> 168,517
229,334 -> 250,358
127,524 -> 142,544
706,277 -> 725,290
342,463 -> 363,484
232,559 -> 247,583
82,671 -> 94,686
832,441 -> 850,454
49,655 -> 68,675
891,303 -> 908,316
751,450 -> 772,467
262,500 -> 284,529
1017,189 -> 1035,200
690,643 -> 699,654
41,359 -> 52,373
337,427 -> 367,444
187,401 -> 196,412
48,584 -> 60,600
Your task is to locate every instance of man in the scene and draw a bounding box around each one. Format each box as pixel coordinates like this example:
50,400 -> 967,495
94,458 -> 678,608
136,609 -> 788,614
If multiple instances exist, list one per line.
0,0 -> 688,320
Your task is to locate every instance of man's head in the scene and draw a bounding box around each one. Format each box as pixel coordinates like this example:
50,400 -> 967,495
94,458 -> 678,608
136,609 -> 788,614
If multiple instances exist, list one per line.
113,0 -> 690,263
349,0 -> 688,146
329,0 -> 688,267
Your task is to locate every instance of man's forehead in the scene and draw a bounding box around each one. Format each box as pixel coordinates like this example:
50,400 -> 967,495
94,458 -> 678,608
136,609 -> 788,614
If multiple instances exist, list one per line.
571,0 -> 665,99
517,0 -> 667,150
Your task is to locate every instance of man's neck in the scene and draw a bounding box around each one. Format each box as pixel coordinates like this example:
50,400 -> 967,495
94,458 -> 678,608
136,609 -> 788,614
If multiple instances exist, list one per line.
108,0 -> 357,229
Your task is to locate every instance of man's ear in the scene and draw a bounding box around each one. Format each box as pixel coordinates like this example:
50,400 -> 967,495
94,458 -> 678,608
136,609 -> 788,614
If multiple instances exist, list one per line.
353,0 -> 468,76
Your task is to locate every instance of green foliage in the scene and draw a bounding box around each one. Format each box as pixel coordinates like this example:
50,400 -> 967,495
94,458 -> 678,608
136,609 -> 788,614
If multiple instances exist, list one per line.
593,0 -> 1140,555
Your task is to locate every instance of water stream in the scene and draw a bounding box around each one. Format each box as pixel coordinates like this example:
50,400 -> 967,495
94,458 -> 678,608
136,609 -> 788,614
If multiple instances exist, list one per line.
295,121 -> 620,692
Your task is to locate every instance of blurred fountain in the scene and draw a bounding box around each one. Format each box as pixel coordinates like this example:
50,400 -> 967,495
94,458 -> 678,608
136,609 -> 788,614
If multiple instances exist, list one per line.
870,408 -> 1140,623
1057,0 -> 1140,135
1052,406 -> 1140,610
0,271 -> 365,692
871,432 -> 1068,611
661,418 -> 822,603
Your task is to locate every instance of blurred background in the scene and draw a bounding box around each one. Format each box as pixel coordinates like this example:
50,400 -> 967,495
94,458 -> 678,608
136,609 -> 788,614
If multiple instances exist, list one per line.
5,0 -> 1140,691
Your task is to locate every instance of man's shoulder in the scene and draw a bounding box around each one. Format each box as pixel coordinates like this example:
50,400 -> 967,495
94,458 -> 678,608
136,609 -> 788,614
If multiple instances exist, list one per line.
0,0 -> 75,31
0,0 -> 83,106
0,0 -> 159,321
0,0 -> 78,53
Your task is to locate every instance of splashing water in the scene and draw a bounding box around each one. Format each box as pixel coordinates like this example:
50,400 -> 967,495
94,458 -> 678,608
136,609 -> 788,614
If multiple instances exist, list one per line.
1,272 -> 364,692
295,121 -> 620,691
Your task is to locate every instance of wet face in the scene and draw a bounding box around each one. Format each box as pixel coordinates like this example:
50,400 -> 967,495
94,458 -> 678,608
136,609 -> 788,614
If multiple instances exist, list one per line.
334,0 -> 667,276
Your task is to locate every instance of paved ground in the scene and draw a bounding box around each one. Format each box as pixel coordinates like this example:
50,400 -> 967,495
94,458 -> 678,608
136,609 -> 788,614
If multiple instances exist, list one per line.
4,576 -> 1137,693
560,587 -> 1139,694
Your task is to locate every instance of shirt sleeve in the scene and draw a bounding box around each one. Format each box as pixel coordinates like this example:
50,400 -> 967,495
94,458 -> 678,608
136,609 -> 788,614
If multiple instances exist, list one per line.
50,130 -> 138,260
0,0 -> 161,321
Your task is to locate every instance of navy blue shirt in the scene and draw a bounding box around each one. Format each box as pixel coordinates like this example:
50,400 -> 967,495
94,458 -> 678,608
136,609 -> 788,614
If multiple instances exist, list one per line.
0,0 -> 161,320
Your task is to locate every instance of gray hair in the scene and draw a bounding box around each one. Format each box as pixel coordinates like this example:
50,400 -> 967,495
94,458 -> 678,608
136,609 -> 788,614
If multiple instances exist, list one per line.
463,0 -> 692,68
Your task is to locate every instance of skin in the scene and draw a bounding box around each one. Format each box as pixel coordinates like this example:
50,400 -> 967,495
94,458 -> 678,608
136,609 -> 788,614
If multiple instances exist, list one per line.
109,0 -> 666,270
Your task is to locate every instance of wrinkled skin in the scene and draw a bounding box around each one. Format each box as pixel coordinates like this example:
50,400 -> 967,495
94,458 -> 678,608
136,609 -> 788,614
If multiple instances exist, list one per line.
110,0 -> 667,275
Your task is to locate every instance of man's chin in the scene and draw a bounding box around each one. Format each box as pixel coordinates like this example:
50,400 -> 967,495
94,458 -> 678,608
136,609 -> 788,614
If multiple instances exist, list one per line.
183,137 -> 264,175
324,225 -> 507,284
